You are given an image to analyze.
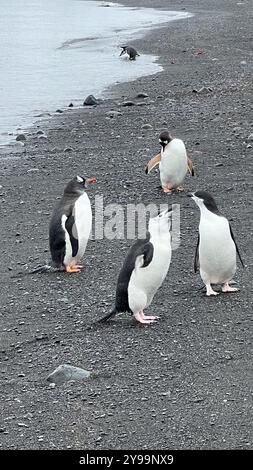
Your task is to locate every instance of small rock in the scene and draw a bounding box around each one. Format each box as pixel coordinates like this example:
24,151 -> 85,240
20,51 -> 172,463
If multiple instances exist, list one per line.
121,101 -> 135,107
246,144 -> 252,149
56,109 -> 63,113
38,134 -> 47,140
68,103 -> 74,107
136,92 -> 148,99
64,147 -> 73,152
47,364 -> 91,384
193,87 -> 213,94
27,168 -> 39,173
247,133 -> 253,142
215,163 -> 224,167
16,134 -> 26,142
83,95 -> 98,106
240,61 -> 247,66
36,130 -> 44,135
106,110 -> 122,118
141,124 -> 153,130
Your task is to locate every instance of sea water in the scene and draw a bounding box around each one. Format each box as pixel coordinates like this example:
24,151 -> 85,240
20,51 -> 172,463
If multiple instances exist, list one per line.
0,0 -> 191,145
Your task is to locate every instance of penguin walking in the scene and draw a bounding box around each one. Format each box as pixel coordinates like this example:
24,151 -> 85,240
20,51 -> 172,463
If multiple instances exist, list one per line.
145,130 -> 194,193
49,176 -> 96,273
98,209 -> 172,324
188,190 -> 244,296
119,45 -> 140,60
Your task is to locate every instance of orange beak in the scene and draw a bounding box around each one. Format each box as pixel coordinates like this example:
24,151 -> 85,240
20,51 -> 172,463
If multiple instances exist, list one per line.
86,177 -> 97,183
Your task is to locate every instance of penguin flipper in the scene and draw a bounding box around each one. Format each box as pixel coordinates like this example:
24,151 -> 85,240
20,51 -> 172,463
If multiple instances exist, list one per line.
229,224 -> 244,267
145,153 -> 161,174
65,213 -> 79,257
141,242 -> 154,268
187,158 -> 194,176
194,234 -> 200,273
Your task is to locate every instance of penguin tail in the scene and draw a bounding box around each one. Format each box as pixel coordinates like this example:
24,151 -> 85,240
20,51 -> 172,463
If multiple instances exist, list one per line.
11,264 -> 60,278
96,308 -> 117,323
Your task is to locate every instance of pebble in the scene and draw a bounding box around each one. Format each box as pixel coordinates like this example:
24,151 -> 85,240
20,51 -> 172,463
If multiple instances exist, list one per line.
192,86 -> 213,94
64,147 -> 73,152
16,134 -> 26,142
136,92 -> 148,98
121,101 -> 135,107
47,364 -> 91,384
141,124 -> 153,130
56,109 -> 63,113
36,130 -> 44,135
68,103 -> 74,107
247,133 -> 253,141
83,95 -> 98,106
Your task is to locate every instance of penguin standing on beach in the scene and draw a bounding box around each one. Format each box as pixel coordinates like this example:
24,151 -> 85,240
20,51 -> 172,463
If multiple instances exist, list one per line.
98,209 -> 172,324
145,130 -> 194,193
119,45 -> 140,60
188,190 -> 244,296
49,176 -> 96,273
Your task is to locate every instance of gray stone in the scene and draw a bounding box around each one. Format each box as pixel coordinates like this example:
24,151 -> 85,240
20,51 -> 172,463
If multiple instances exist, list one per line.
16,134 -> 26,142
106,110 -> 122,118
141,124 -> 153,130
136,92 -> 148,99
38,134 -> 48,140
121,101 -> 135,107
56,109 -> 63,113
64,147 -> 73,152
36,130 -> 44,135
247,133 -> 253,142
83,95 -> 98,106
193,86 -> 213,94
47,364 -> 91,384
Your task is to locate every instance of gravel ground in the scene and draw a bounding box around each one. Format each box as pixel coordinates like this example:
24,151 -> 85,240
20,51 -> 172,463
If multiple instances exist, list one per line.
0,0 -> 252,450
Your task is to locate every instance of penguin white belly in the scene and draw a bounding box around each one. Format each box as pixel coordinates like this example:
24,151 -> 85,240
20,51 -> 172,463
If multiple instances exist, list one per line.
62,193 -> 92,266
128,241 -> 171,313
160,143 -> 188,189
199,217 -> 236,284
74,193 -> 92,261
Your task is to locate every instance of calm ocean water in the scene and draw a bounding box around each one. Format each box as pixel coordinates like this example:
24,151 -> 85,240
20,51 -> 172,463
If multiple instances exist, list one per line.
0,0 -> 191,145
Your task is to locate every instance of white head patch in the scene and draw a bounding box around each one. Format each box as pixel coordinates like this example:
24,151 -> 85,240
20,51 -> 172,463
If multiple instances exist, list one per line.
76,176 -> 84,183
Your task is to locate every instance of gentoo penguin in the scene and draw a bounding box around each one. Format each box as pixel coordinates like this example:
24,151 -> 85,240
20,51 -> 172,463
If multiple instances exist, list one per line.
188,190 -> 244,296
119,45 -> 140,60
49,176 -> 96,273
98,209 -> 172,324
145,130 -> 194,193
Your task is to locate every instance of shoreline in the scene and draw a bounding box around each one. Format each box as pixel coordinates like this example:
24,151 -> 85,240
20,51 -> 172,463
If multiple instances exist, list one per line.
1,0 -> 252,450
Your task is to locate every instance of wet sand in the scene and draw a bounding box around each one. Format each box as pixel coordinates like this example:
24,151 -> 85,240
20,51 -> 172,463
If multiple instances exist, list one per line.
0,0 -> 252,450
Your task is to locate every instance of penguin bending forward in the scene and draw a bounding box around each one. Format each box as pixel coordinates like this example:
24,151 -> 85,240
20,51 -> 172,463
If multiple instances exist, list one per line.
49,176 -> 96,273
188,190 -> 244,296
145,130 -> 194,193
119,45 -> 140,60
98,209 -> 172,324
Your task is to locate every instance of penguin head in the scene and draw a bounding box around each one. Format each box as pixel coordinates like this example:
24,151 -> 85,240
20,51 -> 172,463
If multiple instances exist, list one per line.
149,208 -> 172,237
188,190 -> 220,214
64,176 -> 97,195
159,131 -> 172,150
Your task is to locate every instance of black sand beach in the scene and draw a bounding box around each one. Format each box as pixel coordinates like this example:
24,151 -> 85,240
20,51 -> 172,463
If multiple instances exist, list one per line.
0,0 -> 252,450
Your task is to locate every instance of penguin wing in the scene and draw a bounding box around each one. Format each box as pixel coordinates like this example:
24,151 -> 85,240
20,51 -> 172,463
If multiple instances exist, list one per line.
229,224 -> 244,267
65,211 -> 79,258
145,153 -> 161,174
194,234 -> 200,273
187,158 -> 194,176
140,242 -> 154,268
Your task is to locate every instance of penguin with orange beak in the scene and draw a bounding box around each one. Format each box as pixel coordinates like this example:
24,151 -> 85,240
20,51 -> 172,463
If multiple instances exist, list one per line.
145,130 -> 194,193
49,176 -> 96,273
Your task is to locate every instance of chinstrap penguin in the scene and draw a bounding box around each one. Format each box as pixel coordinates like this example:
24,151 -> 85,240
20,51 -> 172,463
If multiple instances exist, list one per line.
188,190 -> 244,296
145,130 -> 194,193
98,209 -> 172,324
49,175 -> 96,273
119,45 -> 140,60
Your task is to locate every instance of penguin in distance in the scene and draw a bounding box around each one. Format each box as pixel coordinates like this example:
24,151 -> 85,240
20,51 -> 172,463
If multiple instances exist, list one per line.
49,176 -> 96,273
120,45 -> 140,60
145,130 -> 194,193
188,190 -> 244,296
98,209 -> 172,324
